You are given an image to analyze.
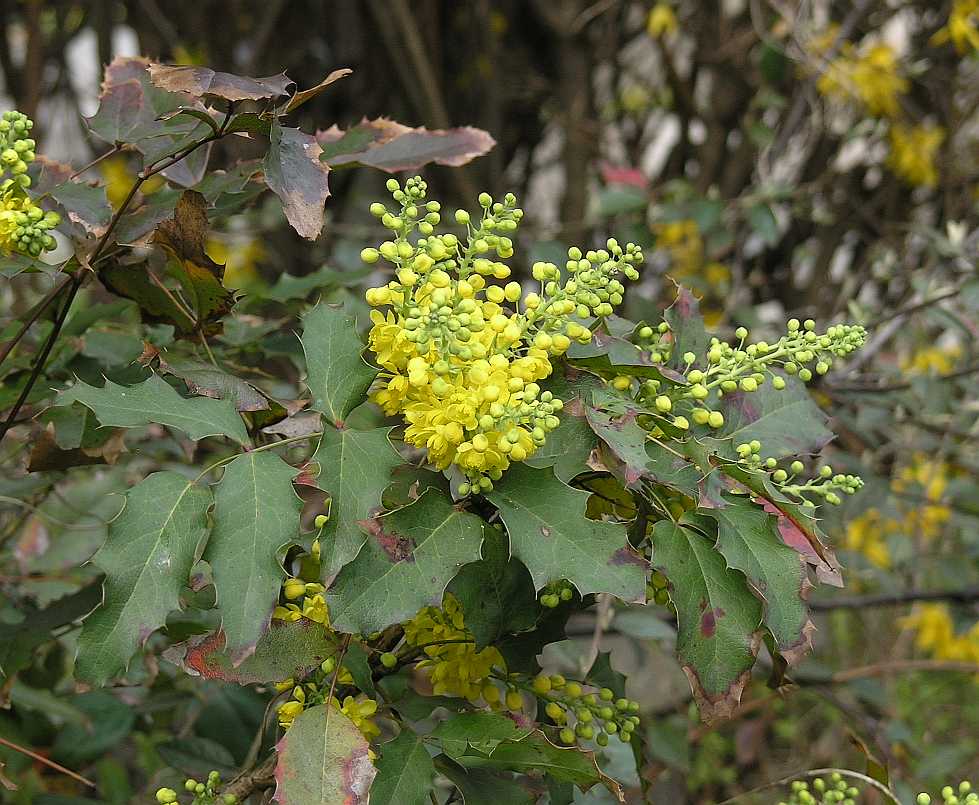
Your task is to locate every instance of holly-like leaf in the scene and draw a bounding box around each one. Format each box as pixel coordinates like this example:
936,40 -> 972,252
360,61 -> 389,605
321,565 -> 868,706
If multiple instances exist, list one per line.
274,704 -> 375,805
159,358 -> 269,412
205,452 -> 301,658
708,376 -> 833,459
281,68 -> 352,114
58,374 -> 250,446
265,120 -> 331,240
526,368 -> 602,483
487,464 -> 647,602
301,302 -> 377,427
181,619 -> 337,684
0,583 -> 102,680
48,180 -> 112,235
310,426 -> 404,579
447,529 -> 536,649
453,731 -> 620,796
317,117 -> 495,172
75,472 -> 210,684
705,493 -> 813,663
585,651 -> 627,699
432,712 -> 534,757
664,285 -> 709,370
371,729 -> 435,805
148,63 -> 293,102
567,328 -> 675,381
651,517 -> 762,723
327,489 -> 484,633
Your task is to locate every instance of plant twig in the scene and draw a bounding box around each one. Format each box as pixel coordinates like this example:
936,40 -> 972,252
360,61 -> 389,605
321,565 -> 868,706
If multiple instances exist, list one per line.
810,586 -> 979,610
0,736 -> 95,789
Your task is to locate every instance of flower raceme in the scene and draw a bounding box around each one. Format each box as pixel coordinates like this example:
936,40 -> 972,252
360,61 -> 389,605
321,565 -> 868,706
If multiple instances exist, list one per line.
362,177 -> 644,494
0,110 -> 60,257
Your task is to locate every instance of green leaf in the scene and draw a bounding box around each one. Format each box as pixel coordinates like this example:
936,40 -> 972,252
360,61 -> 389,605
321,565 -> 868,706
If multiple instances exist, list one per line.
264,265 -> 373,302
311,426 -> 404,578
705,493 -> 813,663
708,376 -> 833,459
567,328 -> 673,381
435,755 -> 536,805
664,285 -> 709,371
748,203 -> 779,246
0,583 -> 102,680
51,692 -> 135,767
160,358 -> 269,412
205,452 -> 301,657
447,529 -> 536,649
75,472 -> 211,684
181,618 -> 337,684
301,301 -> 377,427
454,731 -> 618,795
157,736 -> 236,779
49,180 -> 112,234
585,651 -> 627,699
432,712 -> 533,757
327,489 -> 484,634
265,120 -> 331,240
487,464 -> 647,602
651,518 -> 762,723
273,704 -> 376,805
371,729 -> 435,805
526,368 -> 602,483
58,374 -> 249,445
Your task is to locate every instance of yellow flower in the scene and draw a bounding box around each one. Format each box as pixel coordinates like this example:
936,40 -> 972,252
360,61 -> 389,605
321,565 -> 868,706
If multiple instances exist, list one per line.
330,695 -> 381,740
903,345 -> 960,376
901,604 -> 979,665
843,509 -> 891,569
818,43 -> 907,118
887,123 -> 944,187
647,4 -> 678,38
207,233 -> 265,290
931,0 -> 979,54
403,593 -> 505,699
277,685 -> 307,729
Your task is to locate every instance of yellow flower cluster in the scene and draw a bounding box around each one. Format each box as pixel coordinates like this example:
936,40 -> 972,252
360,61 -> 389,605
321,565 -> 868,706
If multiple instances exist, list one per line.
276,682 -> 380,739
888,123 -> 945,188
931,0 -> 979,54
892,455 -> 951,541
844,509 -> 893,569
0,110 -> 59,257
900,604 -> 979,667
817,42 -> 907,118
272,578 -> 330,625
403,593 -> 504,700
647,3 -> 678,38
363,177 -> 642,493
652,219 -> 729,326
903,345 -> 962,376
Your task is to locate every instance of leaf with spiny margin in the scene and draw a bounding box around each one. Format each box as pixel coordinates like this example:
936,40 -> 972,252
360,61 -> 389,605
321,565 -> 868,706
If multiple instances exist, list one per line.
487,464 -> 647,602
707,375 -> 832,460
651,517 -> 762,724
274,704 -> 375,805
75,472 -> 210,684
327,489 -> 484,634
447,528 -> 536,649
301,302 -> 377,426
453,731 -> 620,796
705,492 -> 813,663
204,452 -> 301,658
664,284 -> 709,371
57,374 -> 249,446
567,328 -> 677,382
311,426 -> 405,579
526,368 -> 602,482
432,711 -> 534,758
370,729 -> 436,805
181,619 -> 337,684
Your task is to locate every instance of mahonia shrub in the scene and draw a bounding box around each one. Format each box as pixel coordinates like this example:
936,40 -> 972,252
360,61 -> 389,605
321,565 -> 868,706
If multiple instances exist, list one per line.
8,55 -> 957,805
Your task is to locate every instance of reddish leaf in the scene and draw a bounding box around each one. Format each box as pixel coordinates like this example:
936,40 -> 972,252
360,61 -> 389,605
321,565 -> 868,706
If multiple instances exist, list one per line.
316,117 -> 495,172
148,64 -> 293,101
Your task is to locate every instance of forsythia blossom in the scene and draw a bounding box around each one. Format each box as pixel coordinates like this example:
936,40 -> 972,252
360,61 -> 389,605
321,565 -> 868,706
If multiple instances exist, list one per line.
362,176 -> 643,493
817,42 -> 907,118
887,123 -> 944,187
931,0 -> 979,54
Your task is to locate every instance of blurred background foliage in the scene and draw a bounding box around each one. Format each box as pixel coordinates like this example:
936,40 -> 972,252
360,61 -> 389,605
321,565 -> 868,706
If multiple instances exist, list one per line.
0,0 -> 977,803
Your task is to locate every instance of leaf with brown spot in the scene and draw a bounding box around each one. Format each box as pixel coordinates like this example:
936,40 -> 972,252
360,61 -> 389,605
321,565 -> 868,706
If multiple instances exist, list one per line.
650,517 -> 763,723
274,704 -> 375,805
327,489 -> 484,634
180,619 -> 337,684
148,63 -> 293,101
316,117 -> 495,172
264,120 -> 331,240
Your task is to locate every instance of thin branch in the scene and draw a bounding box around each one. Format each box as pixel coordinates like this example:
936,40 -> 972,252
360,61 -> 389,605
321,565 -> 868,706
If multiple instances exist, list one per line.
0,736 -> 95,789
810,586 -> 979,610
0,270 -> 73,367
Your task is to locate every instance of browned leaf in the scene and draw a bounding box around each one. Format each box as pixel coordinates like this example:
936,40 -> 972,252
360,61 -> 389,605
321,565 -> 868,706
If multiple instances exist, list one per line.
281,68 -> 352,114
316,117 -> 495,172
148,64 -> 293,101
264,121 -> 331,240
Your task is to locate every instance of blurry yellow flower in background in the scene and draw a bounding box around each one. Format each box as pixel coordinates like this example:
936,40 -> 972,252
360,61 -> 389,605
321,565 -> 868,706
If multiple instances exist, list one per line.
931,0 -> 979,54
100,154 -> 164,208
903,344 -> 961,375
901,604 -> 979,665
844,509 -> 893,568
887,123 -> 945,187
652,219 -> 729,325
647,4 -> 678,39
818,43 -> 907,118
207,233 -> 265,289
892,455 -> 952,541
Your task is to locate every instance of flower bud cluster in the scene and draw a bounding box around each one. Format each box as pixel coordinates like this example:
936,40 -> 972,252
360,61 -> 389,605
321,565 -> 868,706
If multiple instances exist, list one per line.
539,579 -> 575,608
530,673 -> 641,748
647,570 -> 672,607
917,780 -> 976,805
0,111 -> 59,257
155,771 -> 236,804
363,178 -> 643,493
778,463 -> 864,507
780,774 -> 861,805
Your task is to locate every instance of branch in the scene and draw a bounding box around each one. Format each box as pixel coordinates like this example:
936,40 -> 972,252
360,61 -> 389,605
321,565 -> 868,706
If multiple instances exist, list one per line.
810,587 -> 979,611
